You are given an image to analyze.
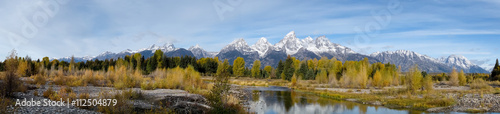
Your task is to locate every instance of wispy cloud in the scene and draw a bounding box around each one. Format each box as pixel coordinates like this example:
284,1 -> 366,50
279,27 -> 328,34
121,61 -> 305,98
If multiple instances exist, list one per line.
0,0 -> 498,68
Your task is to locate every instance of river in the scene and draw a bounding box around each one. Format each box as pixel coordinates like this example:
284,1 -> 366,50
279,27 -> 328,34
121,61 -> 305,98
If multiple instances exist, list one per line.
245,86 -> 465,114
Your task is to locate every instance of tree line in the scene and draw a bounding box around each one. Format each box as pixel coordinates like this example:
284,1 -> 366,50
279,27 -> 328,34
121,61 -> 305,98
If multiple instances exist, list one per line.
1,49 -> 498,84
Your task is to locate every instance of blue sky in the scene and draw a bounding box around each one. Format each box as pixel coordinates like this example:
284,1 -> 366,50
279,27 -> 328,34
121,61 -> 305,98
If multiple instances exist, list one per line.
0,0 -> 499,70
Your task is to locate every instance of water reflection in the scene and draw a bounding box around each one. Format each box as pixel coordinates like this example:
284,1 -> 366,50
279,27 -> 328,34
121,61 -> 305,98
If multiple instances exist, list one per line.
247,86 -> 416,114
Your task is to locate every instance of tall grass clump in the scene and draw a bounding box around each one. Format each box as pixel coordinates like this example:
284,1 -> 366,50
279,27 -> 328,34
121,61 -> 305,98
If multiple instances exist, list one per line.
470,79 -> 491,90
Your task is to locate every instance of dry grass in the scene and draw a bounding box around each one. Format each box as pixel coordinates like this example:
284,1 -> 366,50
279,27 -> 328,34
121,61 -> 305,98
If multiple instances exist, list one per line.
0,97 -> 12,114
140,78 -> 156,90
489,81 -> 500,87
0,72 -> 4,79
97,90 -> 133,114
226,94 -> 240,105
43,87 -> 55,99
470,79 -> 491,90
77,93 -> 91,109
148,66 -> 204,92
32,74 -> 47,85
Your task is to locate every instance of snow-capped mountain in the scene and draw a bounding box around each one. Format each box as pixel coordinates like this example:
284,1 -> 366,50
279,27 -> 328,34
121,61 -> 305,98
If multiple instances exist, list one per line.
136,43 -> 177,53
370,50 -> 452,72
439,55 -> 488,73
265,31 -> 356,60
251,37 -> 274,57
189,44 -> 216,58
218,31 -> 378,67
219,38 -> 257,55
57,43 -> 192,62
216,38 -> 259,66
274,31 -> 304,55
439,55 -> 473,69
56,56 -> 94,62
370,50 -> 488,73
54,31 -> 488,73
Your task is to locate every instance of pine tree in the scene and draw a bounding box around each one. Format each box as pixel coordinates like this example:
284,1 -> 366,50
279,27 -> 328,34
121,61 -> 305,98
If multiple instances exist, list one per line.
0,61 -> 4,71
283,55 -> 295,81
298,62 -> 308,80
490,59 -> 500,81
69,56 -> 75,74
276,60 -> 284,79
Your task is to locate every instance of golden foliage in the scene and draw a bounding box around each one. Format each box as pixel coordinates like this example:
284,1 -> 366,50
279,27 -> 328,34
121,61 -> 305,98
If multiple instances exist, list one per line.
449,68 -> 459,86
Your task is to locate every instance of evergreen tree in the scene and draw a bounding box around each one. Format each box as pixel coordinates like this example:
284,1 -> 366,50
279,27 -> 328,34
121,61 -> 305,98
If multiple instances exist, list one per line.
146,58 -> 156,74
69,56 -> 75,74
283,55 -> 295,81
276,60 -> 284,79
0,61 -> 4,71
298,62 -> 308,80
306,68 -> 315,80
490,59 -> 500,81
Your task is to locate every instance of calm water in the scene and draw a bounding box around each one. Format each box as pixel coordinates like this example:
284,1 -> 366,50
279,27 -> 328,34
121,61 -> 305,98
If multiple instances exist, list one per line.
245,86 -> 474,114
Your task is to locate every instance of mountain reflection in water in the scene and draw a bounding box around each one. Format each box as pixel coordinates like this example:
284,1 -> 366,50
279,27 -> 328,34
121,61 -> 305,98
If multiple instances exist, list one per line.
246,86 -> 420,114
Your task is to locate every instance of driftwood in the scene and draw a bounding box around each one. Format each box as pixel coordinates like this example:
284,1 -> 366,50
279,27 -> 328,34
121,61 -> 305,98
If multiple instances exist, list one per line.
156,94 -> 211,114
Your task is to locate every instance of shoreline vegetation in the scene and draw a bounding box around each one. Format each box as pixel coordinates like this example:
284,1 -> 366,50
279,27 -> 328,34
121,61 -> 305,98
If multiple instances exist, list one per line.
1,49 -> 500,113
215,76 -> 500,113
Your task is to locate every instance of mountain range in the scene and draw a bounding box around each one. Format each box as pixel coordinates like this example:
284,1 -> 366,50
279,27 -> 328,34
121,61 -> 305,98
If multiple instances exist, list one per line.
57,31 -> 489,73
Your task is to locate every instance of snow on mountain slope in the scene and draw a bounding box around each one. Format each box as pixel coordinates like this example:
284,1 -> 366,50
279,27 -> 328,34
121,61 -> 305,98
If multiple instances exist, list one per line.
189,44 -> 215,58
135,43 -> 177,53
274,31 -> 303,55
220,38 -> 256,55
370,50 -> 488,73
308,36 -> 355,55
54,31 -> 488,73
439,55 -> 473,69
273,31 -> 355,57
371,50 -> 440,63
251,37 -> 274,57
